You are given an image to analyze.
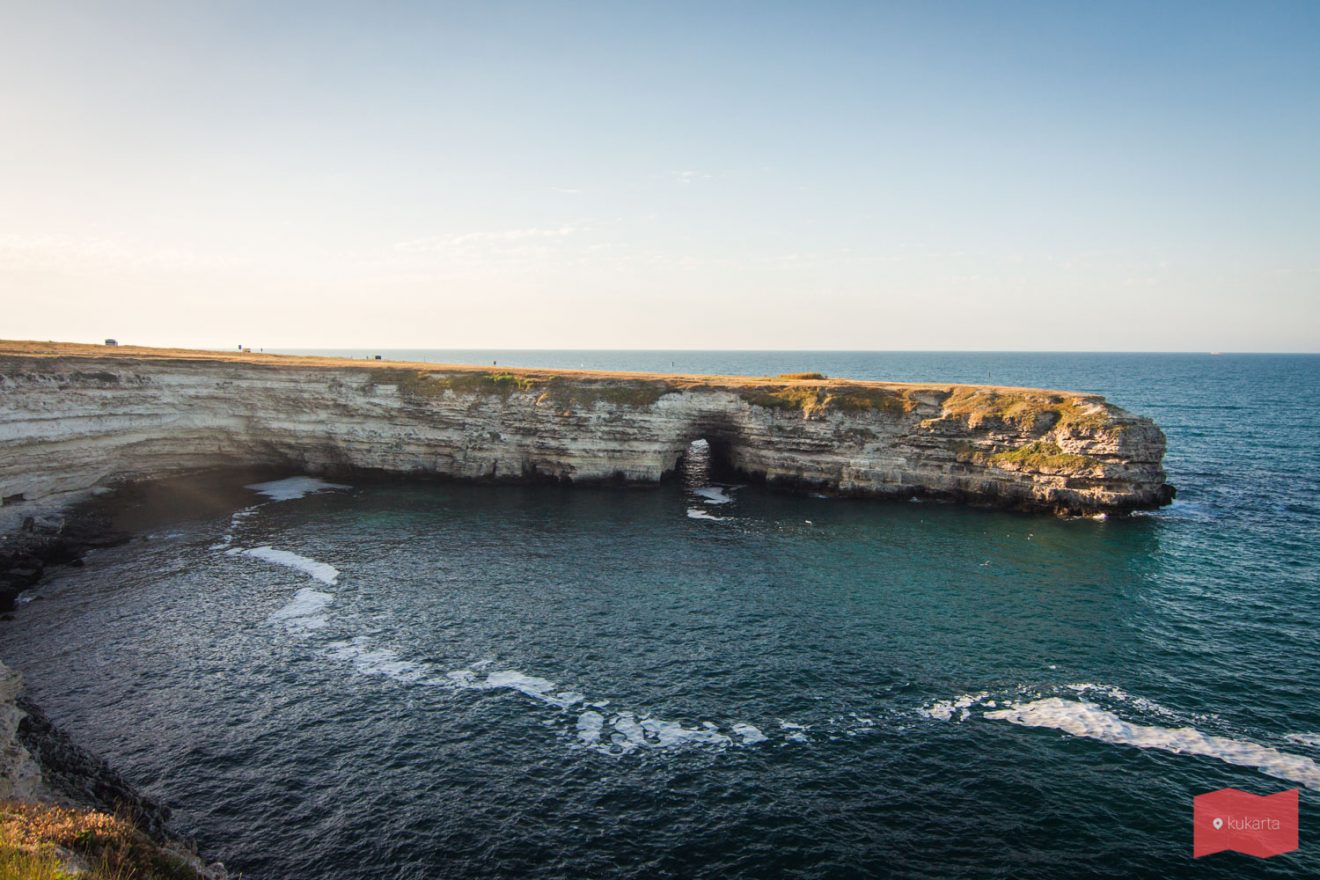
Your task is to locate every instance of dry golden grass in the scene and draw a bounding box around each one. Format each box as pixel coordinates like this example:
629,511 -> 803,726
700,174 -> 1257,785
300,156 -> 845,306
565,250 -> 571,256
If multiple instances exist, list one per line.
0,339 -> 1082,397
0,838 -> 74,880
0,802 -> 127,850
0,801 -> 202,880
940,387 -> 1110,431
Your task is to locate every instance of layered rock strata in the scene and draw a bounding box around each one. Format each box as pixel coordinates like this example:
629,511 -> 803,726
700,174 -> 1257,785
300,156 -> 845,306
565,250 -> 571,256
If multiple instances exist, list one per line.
0,341 -> 1174,535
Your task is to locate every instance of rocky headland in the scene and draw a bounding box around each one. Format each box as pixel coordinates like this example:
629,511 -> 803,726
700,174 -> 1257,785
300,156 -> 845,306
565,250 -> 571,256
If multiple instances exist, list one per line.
0,341 -> 1173,540
0,340 -> 1176,614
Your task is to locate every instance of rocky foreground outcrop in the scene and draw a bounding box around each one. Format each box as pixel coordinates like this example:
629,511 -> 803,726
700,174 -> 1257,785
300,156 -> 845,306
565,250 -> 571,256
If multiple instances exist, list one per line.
0,341 -> 1173,534
1,660 -> 226,878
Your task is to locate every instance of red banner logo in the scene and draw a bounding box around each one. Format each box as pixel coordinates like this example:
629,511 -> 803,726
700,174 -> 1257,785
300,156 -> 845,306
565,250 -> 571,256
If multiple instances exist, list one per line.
1193,788 -> 1299,858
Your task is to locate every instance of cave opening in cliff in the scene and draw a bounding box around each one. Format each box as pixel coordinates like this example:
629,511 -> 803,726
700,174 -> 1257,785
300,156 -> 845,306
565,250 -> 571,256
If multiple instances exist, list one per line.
675,437 -> 737,490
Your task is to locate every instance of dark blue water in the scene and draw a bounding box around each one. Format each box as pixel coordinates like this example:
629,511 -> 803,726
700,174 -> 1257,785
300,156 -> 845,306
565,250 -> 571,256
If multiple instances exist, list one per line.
4,352 -> 1319,878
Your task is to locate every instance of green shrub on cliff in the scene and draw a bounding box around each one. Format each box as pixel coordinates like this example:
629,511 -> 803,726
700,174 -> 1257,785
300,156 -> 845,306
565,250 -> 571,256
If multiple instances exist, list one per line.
372,369 -> 536,400
373,368 -> 667,409
941,388 -> 1109,431
738,384 -> 914,417
540,379 -> 668,409
738,386 -> 823,414
449,371 -> 539,395
825,387 -> 914,415
989,440 -> 1100,473
371,369 -> 446,399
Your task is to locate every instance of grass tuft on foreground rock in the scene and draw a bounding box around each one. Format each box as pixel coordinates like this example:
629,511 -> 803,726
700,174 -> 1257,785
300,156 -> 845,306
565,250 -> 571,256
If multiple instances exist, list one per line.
0,801 -> 207,880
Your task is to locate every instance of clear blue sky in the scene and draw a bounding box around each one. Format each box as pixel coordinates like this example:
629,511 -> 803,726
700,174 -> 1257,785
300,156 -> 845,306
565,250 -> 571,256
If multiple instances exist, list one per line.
2,1 -> 1317,350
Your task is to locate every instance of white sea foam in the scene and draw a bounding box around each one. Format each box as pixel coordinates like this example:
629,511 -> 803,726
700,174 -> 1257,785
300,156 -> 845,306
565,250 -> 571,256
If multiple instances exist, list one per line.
693,486 -> 734,505
776,717 -> 807,738
610,713 -> 649,750
245,476 -> 351,502
231,546 -> 339,585
599,712 -> 733,753
211,506 -> 262,549
577,710 -> 606,745
779,720 -> 811,743
922,691 -> 990,722
733,723 -> 768,745
313,633 -> 766,758
1063,683 -> 1207,722
985,698 -> 1320,790
447,668 -> 584,708
923,684 -> 1207,726
328,638 -> 428,683
571,708 -> 780,754
267,587 -> 333,631
686,507 -> 726,521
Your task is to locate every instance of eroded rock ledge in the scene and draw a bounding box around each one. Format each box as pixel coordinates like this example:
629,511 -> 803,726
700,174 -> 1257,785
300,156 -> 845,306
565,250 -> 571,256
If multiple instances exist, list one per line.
1,660 -> 227,878
0,341 -> 1174,533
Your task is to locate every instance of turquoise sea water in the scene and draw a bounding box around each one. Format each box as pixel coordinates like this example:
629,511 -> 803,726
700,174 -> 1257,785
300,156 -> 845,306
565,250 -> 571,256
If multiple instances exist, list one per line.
3,352 -> 1318,878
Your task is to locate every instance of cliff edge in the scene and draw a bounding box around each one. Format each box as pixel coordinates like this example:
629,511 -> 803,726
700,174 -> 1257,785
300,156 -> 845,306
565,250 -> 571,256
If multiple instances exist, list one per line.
0,341 -> 1173,533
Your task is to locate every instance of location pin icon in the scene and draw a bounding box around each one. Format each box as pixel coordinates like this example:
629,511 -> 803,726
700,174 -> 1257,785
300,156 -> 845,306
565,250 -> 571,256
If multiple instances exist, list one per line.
1212,818 -> 1224,830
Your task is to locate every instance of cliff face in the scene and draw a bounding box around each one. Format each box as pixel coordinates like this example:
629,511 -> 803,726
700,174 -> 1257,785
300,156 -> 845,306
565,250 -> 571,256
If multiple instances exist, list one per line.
0,342 -> 1173,527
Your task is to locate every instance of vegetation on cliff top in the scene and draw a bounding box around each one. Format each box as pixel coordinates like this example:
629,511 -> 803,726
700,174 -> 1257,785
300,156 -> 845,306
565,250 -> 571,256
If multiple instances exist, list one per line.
371,369 -> 669,409
0,801 -> 206,880
369,367 -> 1117,433
940,387 -> 1110,431
376,367 -> 929,419
737,383 -> 916,417
958,440 -> 1102,474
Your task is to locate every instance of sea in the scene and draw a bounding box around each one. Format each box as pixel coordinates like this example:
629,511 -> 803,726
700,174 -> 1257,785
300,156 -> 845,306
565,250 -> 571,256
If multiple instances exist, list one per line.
3,351 -> 1318,878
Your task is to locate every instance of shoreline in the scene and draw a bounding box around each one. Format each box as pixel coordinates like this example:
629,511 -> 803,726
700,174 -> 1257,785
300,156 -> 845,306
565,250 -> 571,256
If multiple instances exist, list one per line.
1,481 -> 233,876
1,654 -> 227,878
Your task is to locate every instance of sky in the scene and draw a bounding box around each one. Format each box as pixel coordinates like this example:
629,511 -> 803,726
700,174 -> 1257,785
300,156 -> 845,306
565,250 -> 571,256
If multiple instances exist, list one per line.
1,1 -> 1317,351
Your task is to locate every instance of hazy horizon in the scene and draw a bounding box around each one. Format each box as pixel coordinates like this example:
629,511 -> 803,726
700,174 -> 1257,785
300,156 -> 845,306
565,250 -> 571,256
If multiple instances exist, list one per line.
3,2 -> 1318,352
274,346 -> 1316,355
12,340 -> 1320,355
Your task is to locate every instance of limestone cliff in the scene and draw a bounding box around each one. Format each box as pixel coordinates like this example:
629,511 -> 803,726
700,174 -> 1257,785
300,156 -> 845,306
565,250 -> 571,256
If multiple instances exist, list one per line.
0,342 -> 1173,531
